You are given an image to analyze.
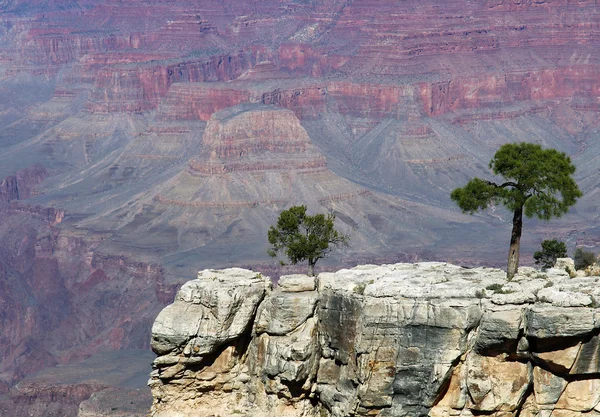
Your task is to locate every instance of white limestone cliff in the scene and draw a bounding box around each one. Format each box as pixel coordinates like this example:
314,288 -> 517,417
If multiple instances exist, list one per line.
149,262 -> 600,417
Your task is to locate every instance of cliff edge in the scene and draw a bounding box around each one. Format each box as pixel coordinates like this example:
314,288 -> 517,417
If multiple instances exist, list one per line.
149,263 -> 600,417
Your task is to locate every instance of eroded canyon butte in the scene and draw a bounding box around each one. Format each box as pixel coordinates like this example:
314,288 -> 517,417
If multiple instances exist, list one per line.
1,1 -> 600,415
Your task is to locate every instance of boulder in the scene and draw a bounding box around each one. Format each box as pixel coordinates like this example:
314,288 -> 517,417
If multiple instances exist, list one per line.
278,274 -> 316,292
254,290 -> 318,335
534,344 -> 581,373
533,367 -> 568,405
465,352 -> 531,412
475,308 -> 522,351
525,306 -> 596,339
555,258 -> 576,276
151,268 -> 271,356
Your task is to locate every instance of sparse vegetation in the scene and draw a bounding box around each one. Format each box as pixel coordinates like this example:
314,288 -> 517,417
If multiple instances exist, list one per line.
574,248 -> 597,271
268,205 -> 349,276
353,282 -> 367,295
565,266 -> 577,278
451,143 -> 582,280
534,239 -> 567,269
485,283 -> 514,294
486,283 -> 504,292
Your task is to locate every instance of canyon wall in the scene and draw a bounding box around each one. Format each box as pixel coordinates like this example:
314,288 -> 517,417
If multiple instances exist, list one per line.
149,263 -> 600,417
3,1 -> 600,415
0,167 -> 177,416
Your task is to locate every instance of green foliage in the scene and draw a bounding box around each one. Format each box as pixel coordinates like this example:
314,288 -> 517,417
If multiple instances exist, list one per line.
485,283 -> 513,294
574,247 -> 597,271
451,142 -> 582,279
450,178 -> 501,214
451,143 -> 582,219
534,239 -> 567,269
353,282 -> 367,295
485,283 -> 504,292
268,205 -> 349,276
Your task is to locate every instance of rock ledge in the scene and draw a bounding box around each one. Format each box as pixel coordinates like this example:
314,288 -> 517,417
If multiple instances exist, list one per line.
149,263 -> 600,417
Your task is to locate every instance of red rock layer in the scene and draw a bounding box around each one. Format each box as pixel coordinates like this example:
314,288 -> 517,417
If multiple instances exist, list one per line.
87,48 -> 270,113
191,104 -> 327,174
326,0 -> 600,78
157,80 -> 412,123
1,382 -> 99,417
157,84 -> 251,121
277,44 -> 349,77
421,66 -> 600,116
260,84 -> 328,120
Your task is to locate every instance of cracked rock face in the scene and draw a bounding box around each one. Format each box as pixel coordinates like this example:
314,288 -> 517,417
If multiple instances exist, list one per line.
149,262 -> 600,417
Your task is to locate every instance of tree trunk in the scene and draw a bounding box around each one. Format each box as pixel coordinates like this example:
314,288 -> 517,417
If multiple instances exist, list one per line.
308,262 -> 315,277
507,205 -> 523,280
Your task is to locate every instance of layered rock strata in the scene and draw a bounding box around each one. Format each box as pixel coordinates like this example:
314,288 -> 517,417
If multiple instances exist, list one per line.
191,104 -> 327,174
149,263 -> 600,417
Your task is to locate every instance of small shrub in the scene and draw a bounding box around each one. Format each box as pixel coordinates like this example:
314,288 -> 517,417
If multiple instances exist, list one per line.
574,247 -> 597,270
268,205 -> 349,276
486,283 -> 503,292
544,281 -> 554,288
353,282 -> 367,295
475,289 -> 485,299
485,283 -> 513,294
534,239 -> 567,269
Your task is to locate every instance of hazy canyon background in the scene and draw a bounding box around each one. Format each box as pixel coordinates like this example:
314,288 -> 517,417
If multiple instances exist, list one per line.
0,0 -> 599,415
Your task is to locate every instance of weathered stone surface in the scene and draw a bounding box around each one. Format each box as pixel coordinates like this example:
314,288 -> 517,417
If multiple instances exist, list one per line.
278,274 -> 316,293
570,335 -> 600,375
534,344 -> 581,373
254,291 -> 318,335
149,263 -> 600,417
151,268 -> 271,356
555,379 -> 600,412
533,367 -> 568,405
253,317 -> 319,385
491,291 -> 537,305
475,308 -> 522,351
465,353 -> 531,412
555,258 -> 576,276
526,307 -> 596,339
432,363 -> 467,410
536,288 -> 593,308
